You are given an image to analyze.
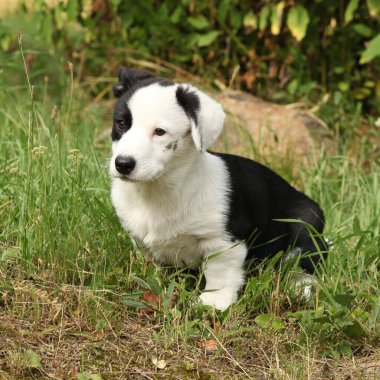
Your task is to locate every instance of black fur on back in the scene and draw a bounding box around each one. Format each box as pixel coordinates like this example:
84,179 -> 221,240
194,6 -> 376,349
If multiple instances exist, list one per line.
214,152 -> 327,272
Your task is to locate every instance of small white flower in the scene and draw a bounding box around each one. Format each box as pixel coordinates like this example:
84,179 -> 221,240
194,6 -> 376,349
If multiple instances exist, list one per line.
31,146 -> 47,157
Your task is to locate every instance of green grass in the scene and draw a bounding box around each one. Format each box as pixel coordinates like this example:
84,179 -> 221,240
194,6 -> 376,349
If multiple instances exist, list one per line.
0,54 -> 379,379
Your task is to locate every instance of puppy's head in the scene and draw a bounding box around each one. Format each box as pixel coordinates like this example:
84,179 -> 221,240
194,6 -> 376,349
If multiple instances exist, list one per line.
109,66 -> 225,181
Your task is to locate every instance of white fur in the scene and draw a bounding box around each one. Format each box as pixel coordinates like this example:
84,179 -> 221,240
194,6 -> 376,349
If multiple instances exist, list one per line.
110,83 -> 245,310
186,84 -> 226,152
295,274 -> 314,300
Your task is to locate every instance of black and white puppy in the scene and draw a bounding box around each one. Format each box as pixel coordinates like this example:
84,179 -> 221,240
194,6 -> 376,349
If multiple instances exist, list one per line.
110,67 -> 326,311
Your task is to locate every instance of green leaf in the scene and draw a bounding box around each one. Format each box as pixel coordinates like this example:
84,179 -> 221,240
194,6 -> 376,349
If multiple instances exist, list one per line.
334,66 -> 345,74
230,9 -> 242,30
353,23 -> 373,38
170,7 -> 182,24
78,374 -> 103,380
338,81 -> 350,92
255,313 -> 272,327
287,5 -> 310,41
146,276 -> 162,295
270,1 -> 285,35
360,33 -> 380,64
259,5 -> 271,32
110,0 -> 121,9
333,294 -> 355,309
364,80 -> 375,88
352,86 -> 372,99
26,349 -> 42,369
367,0 -> 380,17
343,320 -> 366,338
344,0 -> 359,24
339,342 -> 353,357
271,317 -> 285,331
196,31 -> 220,47
218,0 -> 230,23
66,21 -> 85,49
353,216 -> 361,235
322,348 -> 340,358
54,6 -> 64,30
312,315 -> 330,324
41,12 -> 53,45
66,0 -> 79,21
188,15 -> 210,30
243,10 -> 257,29
78,374 -> 90,380
132,276 -> 151,290
0,35 -> 11,51
255,313 -> 285,330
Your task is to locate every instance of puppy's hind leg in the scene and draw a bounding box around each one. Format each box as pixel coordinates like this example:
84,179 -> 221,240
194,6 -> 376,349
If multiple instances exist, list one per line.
288,202 -> 328,273
199,243 -> 247,311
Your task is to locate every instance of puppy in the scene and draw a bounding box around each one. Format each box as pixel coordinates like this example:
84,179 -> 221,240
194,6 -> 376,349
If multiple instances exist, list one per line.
109,67 -> 326,311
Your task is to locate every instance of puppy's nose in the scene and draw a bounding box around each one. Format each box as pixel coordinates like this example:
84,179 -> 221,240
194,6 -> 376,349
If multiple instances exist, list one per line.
115,155 -> 136,175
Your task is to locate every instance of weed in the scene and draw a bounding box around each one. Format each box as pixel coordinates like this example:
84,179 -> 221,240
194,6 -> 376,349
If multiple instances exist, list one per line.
0,45 -> 379,378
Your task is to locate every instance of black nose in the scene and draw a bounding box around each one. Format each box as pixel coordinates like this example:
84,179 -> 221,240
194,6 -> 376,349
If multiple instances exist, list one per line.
115,155 -> 136,175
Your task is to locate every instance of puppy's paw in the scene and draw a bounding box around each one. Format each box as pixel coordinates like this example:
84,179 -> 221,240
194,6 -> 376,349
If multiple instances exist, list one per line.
295,274 -> 315,300
199,289 -> 236,311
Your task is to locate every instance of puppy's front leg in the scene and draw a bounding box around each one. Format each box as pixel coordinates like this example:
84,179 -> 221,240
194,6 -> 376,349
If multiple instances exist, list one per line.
199,243 -> 247,311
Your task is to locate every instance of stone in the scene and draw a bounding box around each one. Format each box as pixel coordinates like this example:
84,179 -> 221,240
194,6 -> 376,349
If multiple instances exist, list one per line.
213,89 -> 336,167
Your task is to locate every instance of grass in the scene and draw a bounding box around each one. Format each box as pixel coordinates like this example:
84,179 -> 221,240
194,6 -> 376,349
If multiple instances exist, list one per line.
0,49 -> 379,379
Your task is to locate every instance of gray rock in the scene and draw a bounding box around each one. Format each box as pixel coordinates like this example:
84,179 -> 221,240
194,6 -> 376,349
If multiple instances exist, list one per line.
213,89 -> 336,166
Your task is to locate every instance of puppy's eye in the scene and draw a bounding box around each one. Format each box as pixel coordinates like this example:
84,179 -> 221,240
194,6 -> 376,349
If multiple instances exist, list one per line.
154,128 -> 166,136
116,120 -> 127,130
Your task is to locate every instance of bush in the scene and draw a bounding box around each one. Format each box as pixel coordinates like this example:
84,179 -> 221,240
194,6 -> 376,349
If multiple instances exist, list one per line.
0,0 -> 379,113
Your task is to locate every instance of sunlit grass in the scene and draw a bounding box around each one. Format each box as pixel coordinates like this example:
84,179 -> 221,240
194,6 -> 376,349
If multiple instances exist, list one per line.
0,55 -> 379,378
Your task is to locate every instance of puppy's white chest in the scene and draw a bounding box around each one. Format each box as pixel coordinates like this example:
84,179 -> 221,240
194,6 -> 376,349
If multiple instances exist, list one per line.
111,180 -> 221,267
111,153 -> 230,267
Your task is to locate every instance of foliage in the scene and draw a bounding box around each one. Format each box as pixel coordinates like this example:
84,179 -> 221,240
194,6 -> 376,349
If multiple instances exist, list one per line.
0,38 -> 380,377
0,0 -> 379,115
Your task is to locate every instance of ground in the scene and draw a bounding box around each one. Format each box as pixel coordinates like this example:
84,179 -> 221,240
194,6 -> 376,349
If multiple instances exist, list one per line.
0,50 -> 379,379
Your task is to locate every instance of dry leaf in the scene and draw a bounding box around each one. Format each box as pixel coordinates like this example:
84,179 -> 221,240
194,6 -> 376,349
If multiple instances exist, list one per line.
141,290 -> 175,313
213,321 -> 222,332
142,291 -> 162,313
205,319 -> 222,332
151,356 -> 167,369
199,339 -> 218,353
142,291 -> 161,305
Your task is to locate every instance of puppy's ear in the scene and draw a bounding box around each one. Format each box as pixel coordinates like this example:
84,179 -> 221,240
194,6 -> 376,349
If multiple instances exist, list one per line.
176,85 -> 225,152
112,66 -> 156,98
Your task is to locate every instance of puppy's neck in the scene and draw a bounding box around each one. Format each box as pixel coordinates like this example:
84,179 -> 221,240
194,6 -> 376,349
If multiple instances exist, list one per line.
136,149 -> 207,201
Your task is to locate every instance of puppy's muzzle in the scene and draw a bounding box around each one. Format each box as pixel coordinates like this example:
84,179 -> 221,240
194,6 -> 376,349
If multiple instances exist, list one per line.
115,155 -> 136,175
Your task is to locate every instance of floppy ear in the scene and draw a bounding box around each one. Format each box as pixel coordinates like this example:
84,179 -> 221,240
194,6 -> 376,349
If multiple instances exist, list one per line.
112,66 -> 157,98
176,85 -> 225,153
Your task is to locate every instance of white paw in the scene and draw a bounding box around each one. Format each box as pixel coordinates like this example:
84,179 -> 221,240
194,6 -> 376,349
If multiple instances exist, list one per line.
199,289 -> 236,311
295,274 -> 315,300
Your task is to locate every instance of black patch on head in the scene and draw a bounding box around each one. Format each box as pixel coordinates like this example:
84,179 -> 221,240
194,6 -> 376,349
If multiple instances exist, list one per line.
112,66 -> 174,98
113,67 -> 156,98
112,66 -> 175,141
176,85 -> 200,125
159,79 -> 174,87
113,84 -> 125,98
112,105 -> 133,141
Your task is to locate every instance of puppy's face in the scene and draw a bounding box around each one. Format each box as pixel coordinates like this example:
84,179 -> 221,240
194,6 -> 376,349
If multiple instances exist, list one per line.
109,67 -> 225,182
